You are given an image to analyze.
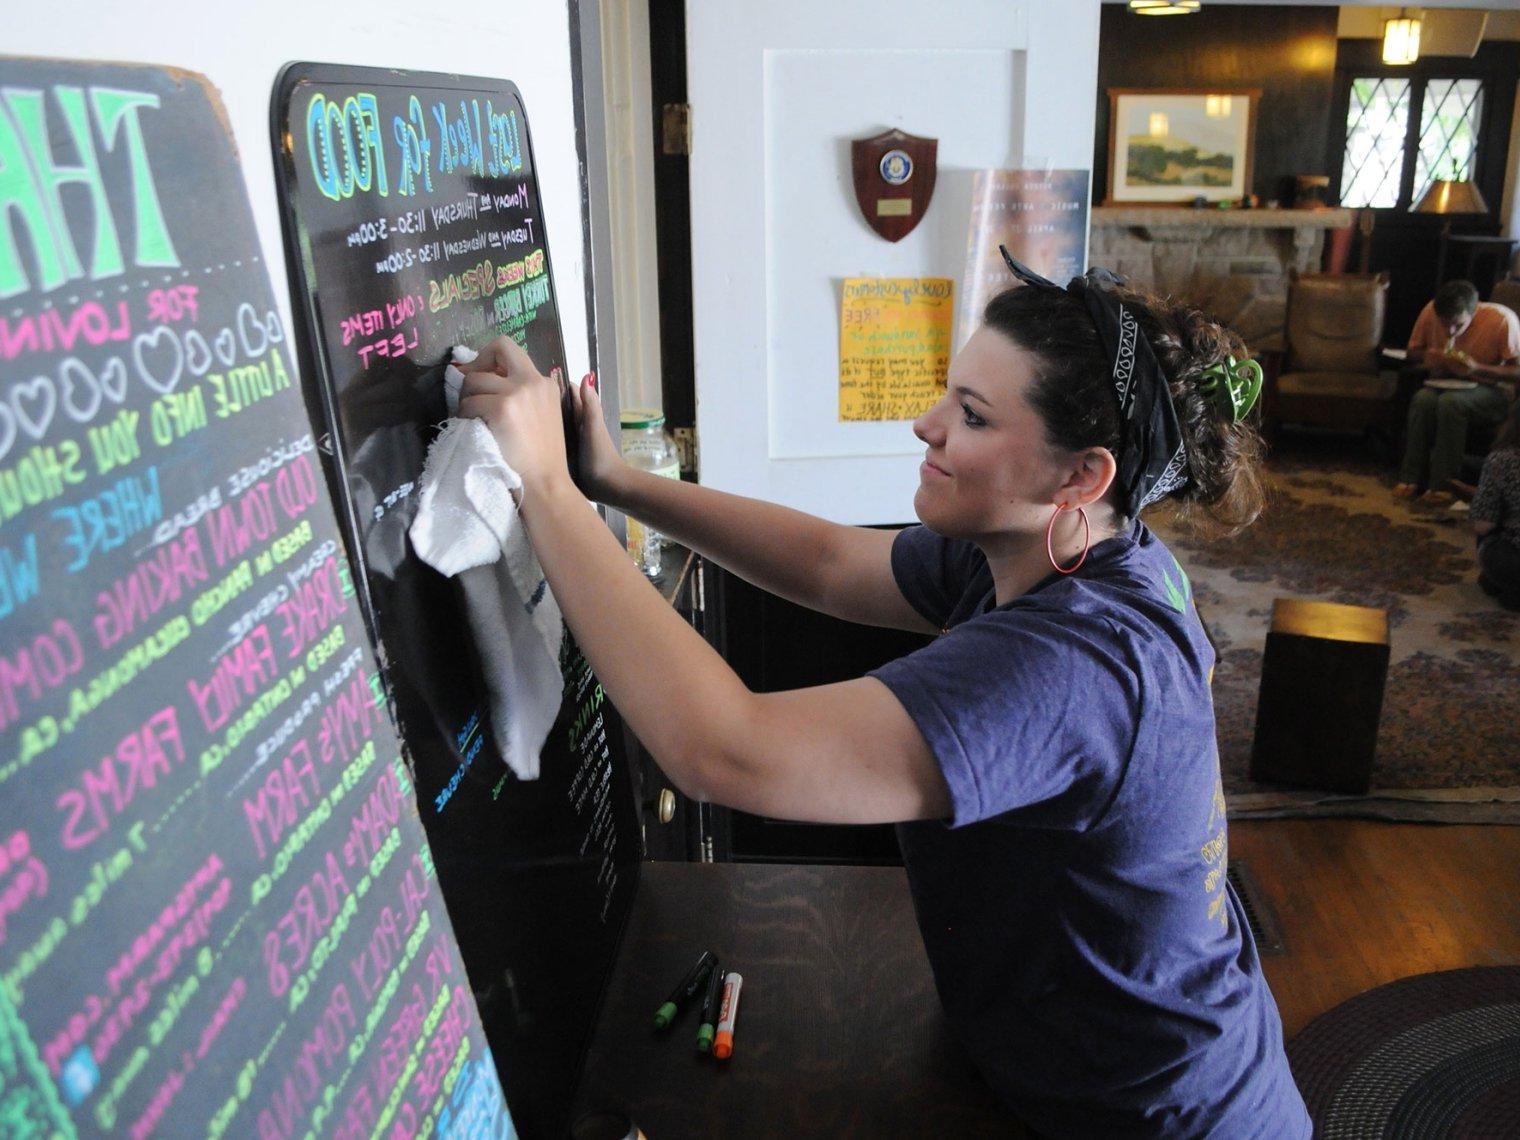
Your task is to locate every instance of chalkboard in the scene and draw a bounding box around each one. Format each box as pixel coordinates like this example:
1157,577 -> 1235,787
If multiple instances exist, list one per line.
0,58 -> 514,1138
270,64 -> 641,1139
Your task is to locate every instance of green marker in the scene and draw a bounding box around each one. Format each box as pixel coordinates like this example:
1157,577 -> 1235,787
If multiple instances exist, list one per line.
653,950 -> 716,1030
696,955 -> 725,1052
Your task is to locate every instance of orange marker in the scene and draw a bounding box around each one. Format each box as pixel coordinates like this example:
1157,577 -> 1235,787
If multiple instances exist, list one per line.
712,972 -> 743,1060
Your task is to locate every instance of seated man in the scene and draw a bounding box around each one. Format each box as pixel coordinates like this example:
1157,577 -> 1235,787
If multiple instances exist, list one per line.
1393,279 -> 1520,505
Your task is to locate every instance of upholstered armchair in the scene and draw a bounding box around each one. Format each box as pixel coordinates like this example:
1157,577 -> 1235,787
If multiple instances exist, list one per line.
1492,276 -> 1520,319
1261,271 -> 1406,447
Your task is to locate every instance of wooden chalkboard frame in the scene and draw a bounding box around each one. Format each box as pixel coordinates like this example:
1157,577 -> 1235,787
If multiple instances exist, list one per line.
268,61 -> 641,1140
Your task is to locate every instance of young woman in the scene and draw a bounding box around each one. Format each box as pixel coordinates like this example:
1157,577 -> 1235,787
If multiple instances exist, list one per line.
458,257 -> 1310,1137
1472,399 -> 1520,610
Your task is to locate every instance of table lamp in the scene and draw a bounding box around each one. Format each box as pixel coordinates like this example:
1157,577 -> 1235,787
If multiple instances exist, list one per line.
1414,178 -> 1490,284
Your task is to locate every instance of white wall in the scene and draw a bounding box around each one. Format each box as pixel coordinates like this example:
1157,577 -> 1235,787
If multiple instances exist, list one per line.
7,1 -> 593,382
685,0 -> 1102,522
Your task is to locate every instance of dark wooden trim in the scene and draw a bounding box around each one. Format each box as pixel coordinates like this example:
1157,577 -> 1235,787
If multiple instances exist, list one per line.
648,0 -> 696,439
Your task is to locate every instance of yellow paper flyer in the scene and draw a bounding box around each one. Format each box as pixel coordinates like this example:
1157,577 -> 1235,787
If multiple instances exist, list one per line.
838,277 -> 953,422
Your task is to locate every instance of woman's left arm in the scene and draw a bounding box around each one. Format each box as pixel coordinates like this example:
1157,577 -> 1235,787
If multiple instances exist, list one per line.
458,339 -> 951,825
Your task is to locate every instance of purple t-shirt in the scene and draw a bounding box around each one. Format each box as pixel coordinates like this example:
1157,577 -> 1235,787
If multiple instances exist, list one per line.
872,522 -> 1309,1138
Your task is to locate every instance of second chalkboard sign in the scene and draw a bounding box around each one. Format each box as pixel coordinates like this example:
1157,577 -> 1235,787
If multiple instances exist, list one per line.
270,64 -> 641,1140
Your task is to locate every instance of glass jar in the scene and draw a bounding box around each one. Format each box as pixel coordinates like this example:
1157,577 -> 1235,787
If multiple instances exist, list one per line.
619,408 -> 681,577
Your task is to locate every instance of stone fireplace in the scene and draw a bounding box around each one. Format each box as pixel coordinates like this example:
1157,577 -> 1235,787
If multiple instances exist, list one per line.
1089,207 -> 1356,352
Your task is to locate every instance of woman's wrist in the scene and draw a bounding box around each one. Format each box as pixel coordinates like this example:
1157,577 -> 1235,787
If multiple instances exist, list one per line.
519,468 -> 587,529
593,457 -> 641,511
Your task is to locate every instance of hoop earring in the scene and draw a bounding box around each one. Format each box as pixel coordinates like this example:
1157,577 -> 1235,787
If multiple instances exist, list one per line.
1045,504 -> 1090,575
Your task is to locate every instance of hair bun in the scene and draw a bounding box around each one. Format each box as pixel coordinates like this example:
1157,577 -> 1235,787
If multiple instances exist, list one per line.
1130,293 -> 1265,533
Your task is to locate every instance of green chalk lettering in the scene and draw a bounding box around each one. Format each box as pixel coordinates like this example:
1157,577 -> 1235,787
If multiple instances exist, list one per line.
91,88 -> 178,269
0,90 -> 85,296
0,85 -> 177,300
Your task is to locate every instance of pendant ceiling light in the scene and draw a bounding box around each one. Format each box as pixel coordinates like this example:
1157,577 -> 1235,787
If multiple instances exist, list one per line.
1129,1 -> 1202,14
1382,11 -> 1422,64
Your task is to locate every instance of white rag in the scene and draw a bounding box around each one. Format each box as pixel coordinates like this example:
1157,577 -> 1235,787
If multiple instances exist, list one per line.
408,345 -> 563,781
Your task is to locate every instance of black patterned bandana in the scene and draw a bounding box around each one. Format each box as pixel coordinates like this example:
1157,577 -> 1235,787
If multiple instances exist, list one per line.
999,247 -> 1190,518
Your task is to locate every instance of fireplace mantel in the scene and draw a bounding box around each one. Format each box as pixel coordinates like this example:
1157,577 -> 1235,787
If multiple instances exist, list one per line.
1089,209 -> 1357,351
1093,207 -> 1354,231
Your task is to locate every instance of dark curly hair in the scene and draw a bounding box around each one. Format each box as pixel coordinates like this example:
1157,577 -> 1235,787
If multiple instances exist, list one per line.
982,282 -> 1265,533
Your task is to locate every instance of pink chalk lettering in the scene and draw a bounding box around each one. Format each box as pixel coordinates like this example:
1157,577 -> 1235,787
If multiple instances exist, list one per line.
41,853 -> 222,1076
203,482 -> 278,568
255,981 -> 355,1140
348,904 -> 401,1003
354,325 -> 419,368
92,527 -> 208,650
263,849 -> 351,997
317,670 -> 376,768
143,284 -> 199,325
187,624 -> 280,733
0,617 -> 84,730
0,830 -> 48,948
274,556 -> 347,660
340,766 -> 402,872
415,984 -> 471,1102
57,706 -> 184,850
243,739 -> 321,861
273,453 -> 319,520
0,300 -> 132,364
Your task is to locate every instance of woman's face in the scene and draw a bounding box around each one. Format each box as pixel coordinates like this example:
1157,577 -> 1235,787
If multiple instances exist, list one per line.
911,325 -> 1071,542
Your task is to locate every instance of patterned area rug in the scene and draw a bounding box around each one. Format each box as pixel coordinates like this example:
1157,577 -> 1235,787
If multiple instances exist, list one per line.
1287,967 -> 1520,1138
1150,438 -> 1520,823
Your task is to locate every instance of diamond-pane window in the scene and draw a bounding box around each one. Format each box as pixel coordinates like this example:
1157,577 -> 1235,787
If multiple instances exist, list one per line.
1413,80 -> 1484,205
1340,77 -> 1411,208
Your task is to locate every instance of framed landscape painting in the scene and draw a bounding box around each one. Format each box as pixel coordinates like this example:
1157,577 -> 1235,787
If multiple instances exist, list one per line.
1106,88 -> 1259,204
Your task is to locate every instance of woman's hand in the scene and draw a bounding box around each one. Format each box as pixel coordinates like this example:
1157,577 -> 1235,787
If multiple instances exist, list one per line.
568,374 -> 633,505
456,336 -> 572,496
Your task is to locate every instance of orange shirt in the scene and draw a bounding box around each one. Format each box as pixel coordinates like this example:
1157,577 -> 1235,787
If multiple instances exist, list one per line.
1407,300 -> 1520,366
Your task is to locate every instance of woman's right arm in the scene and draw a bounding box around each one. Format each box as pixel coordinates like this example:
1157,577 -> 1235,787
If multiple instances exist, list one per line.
575,381 -> 935,634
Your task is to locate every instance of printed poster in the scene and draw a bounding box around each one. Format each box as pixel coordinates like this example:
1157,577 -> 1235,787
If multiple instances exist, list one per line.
958,169 -> 1089,347
838,277 -> 954,423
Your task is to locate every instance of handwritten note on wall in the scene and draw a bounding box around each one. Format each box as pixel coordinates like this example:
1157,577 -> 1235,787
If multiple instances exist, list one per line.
0,57 -> 512,1138
838,277 -> 953,422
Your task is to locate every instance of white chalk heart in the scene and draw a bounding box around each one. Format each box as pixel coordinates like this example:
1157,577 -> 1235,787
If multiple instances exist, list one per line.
12,376 -> 57,440
184,330 -> 212,376
60,358 -> 101,422
213,328 -> 237,367
236,303 -> 268,357
0,402 -> 16,464
133,325 -> 184,394
265,311 -> 285,343
99,357 -> 128,403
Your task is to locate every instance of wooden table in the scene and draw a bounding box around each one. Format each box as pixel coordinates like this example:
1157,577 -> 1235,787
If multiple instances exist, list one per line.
572,863 -> 1028,1138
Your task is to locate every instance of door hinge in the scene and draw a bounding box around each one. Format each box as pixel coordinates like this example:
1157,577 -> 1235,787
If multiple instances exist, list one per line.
671,426 -> 698,474
662,103 -> 691,156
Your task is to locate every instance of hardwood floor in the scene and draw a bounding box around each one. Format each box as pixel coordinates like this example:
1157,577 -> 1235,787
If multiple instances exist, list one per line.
1230,820 -> 1520,1038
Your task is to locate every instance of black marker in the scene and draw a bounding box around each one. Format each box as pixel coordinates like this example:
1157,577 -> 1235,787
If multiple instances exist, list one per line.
653,950 -> 716,1030
695,956 -> 725,1052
